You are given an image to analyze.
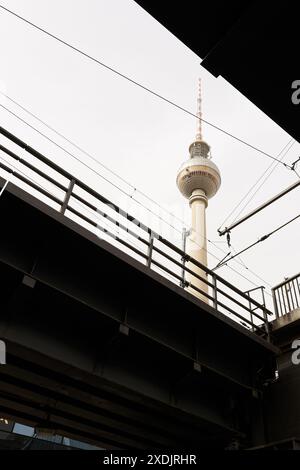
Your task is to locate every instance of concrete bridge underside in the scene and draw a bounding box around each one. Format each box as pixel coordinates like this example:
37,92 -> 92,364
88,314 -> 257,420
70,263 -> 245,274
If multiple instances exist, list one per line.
0,178 -> 278,449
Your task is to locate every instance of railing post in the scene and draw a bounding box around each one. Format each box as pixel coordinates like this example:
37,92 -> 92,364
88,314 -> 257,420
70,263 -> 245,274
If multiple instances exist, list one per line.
272,288 -> 279,319
60,178 -> 75,214
292,279 -> 299,310
285,283 -> 292,313
245,290 -> 255,332
0,178 -> 9,197
181,228 -> 188,288
212,273 -> 218,310
147,234 -> 154,268
261,286 -> 266,309
250,311 -> 254,332
263,308 -> 270,342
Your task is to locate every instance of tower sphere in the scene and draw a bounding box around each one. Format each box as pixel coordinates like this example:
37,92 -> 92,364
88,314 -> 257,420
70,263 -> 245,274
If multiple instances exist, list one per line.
176,140 -> 221,200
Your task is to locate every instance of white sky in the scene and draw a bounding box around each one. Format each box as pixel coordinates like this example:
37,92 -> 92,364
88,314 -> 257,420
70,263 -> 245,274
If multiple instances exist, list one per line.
0,0 -> 299,310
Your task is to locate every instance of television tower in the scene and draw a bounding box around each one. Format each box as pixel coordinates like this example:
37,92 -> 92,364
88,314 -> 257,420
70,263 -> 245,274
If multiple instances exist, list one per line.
176,79 -> 221,303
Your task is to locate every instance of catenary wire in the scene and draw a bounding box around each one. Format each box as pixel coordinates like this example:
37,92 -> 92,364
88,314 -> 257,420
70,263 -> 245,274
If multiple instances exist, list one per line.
0,90 -> 185,228
0,4 -> 295,170
219,138 -> 295,230
0,103 -> 188,237
2,91 -> 297,250
230,140 -> 298,225
216,214 -> 300,269
0,4 -> 291,291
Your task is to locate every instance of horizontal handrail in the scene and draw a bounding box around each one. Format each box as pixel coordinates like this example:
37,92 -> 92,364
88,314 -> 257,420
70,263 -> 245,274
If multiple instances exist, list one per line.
0,144 -> 69,192
272,273 -> 300,317
0,126 -> 75,182
0,160 -> 63,205
272,272 -> 300,290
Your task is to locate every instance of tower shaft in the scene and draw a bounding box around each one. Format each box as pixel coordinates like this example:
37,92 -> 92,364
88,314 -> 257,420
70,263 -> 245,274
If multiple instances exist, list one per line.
186,189 -> 209,302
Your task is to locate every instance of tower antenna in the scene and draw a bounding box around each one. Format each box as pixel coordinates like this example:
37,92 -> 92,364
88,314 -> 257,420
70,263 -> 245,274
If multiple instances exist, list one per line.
196,78 -> 203,141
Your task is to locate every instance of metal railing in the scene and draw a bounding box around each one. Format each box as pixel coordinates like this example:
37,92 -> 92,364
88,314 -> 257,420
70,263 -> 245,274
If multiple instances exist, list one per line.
0,125 -> 273,340
272,273 -> 300,317
244,286 -> 267,332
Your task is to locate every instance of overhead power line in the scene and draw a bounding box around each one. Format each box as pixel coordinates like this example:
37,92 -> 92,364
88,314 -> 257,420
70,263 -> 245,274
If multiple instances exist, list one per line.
230,141 -> 297,226
0,101 -> 274,292
0,4 -> 295,170
219,138 -> 295,230
0,120 -> 273,295
0,90 -> 185,228
218,178 -> 300,236
215,213 -> 300,269
0,102 -> 190,238
4,87 -> 278,291
0,5 -> 289,293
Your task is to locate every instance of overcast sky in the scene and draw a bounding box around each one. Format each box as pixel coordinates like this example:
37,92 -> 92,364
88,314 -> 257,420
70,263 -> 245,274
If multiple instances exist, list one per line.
0,0 -> 299,310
